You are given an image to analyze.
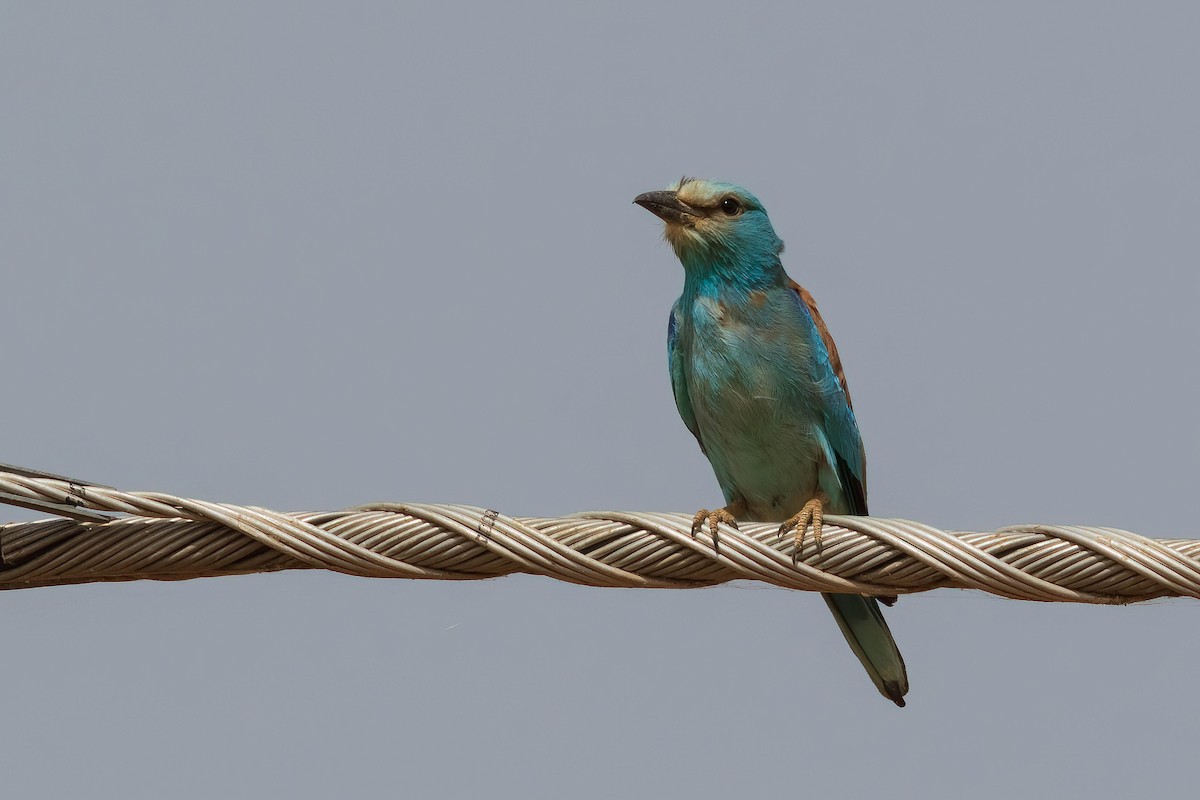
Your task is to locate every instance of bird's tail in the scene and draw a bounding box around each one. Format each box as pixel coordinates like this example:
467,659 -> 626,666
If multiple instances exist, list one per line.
822,592 -> 909,707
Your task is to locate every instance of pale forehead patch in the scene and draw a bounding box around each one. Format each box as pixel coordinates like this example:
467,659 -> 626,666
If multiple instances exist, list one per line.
671,177 -> 760,211
660,178 -> 738,253
672,177 -> 724,207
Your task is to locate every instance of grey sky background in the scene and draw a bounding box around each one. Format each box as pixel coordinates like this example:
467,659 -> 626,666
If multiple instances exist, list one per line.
2,3 -> 1198,797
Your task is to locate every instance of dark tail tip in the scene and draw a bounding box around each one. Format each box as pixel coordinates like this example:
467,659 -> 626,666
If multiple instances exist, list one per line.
885,682 -> 907,708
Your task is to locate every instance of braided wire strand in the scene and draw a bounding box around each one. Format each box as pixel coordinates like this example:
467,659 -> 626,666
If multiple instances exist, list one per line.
0,472 -> 1195,603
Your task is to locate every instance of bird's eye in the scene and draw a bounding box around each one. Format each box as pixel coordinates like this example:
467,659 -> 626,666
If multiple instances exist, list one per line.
720,197 -> 742,216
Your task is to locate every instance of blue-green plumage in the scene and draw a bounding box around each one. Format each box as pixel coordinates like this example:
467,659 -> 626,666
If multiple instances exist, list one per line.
638,178 -> 909,706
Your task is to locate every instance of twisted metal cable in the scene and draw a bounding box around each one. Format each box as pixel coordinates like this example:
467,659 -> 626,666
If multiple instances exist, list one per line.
0,470 -> 1196,603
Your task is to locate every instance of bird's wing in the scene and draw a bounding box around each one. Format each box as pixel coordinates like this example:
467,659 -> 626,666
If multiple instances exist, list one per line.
667,308 -> 705,454
786,279 -> 868,514
789,280 -> 853,407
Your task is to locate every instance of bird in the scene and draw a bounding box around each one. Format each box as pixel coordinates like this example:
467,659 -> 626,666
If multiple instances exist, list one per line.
634,177 -> 909,706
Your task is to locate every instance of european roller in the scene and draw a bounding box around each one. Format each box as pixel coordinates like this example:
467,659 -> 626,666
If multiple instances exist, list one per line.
635,178 -> 909,706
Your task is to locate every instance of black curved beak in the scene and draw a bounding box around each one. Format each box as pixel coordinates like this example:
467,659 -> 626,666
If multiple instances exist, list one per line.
633,190 -> 697,224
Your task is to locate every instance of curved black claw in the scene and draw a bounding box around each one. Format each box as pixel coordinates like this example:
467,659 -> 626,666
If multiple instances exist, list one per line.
778,498 -> 824,565
690,507 -> 739,553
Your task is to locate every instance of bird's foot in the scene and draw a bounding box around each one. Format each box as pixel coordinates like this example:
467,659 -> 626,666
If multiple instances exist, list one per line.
778,498 -> 824,564
691,507 -> 739,551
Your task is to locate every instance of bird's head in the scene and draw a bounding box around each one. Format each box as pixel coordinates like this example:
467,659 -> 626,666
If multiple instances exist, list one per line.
634,177 -> 784,280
